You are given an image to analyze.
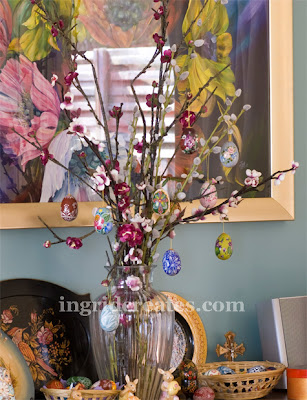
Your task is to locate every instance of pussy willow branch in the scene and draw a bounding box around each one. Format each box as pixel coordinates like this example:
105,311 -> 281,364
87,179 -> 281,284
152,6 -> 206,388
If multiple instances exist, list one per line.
34,2 -> 113,165
38,216 -> 96,245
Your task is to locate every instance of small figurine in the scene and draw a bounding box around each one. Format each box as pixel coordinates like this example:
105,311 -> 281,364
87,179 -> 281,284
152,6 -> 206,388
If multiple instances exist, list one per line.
166,380 -> 181,400
119,375 -> 140,400
216,331 -> 245,362
68,389 -> 82,400
158,367 -> 176,399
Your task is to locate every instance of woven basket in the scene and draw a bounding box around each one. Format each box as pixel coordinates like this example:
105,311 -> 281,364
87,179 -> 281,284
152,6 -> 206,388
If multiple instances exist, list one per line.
40,388 -> 120,400
198,361 -> 286,400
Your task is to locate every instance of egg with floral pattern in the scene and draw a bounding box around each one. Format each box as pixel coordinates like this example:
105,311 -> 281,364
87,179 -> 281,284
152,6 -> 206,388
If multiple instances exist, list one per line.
180,128 -> 199,154
61,195 -> 78,221
152,189 -> 170,215
162,249 -> 181,276
215,233 -> 233,260
220,141 -> 239,167
100,304 -> 120,332
200,181 -> 217,208
94,207 -> 113,234
204,369 -> 221,376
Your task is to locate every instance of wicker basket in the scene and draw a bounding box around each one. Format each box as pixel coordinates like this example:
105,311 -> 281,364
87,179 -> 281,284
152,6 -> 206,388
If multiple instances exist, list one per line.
40,388 -> 120,400
198,361 -> 286,400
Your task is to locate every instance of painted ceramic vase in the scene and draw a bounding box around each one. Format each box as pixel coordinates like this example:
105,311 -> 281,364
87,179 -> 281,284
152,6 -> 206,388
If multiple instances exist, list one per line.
152,189 -> 170,215
61,195 -> 78,221
178,359 -> 198,396
94,207 -> 113,234
215,233 -> 233,260
180,128 -> 199,154
162,249 -> 181,276
200,181 -> 217,208
220,141 -> 239,167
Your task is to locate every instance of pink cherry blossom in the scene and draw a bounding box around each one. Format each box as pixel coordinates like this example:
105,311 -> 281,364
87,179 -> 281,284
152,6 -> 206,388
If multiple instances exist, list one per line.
153,33 -> 165,49
161,49 -> 172,63
40,149 -> 53,165
134,140 -> 143,153
60,92 -> 74,110
64,71 -> 79,86
43,240 -> 51,248
109,105 -> 123,119
0,56 -> 60,170
124,248 -> 143,265
229,190 -> 242,208
244,169 -> 262,187
117,224 -> 143,247
51,74 -> 58,87
125,275 -> 142,291
69,118 -> 87,136
146,93 -> 158,108
66,237 -> 83,249
291,161 -> 299,174
93,165 -> 111,191
274,173 -> 285,186
179,110 -> 196,128
114,182 -> 130,196
154,6 -> 164,20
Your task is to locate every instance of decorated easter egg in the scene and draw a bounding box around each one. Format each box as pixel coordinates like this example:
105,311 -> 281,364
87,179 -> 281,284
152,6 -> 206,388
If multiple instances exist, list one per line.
193,386 -> 215,400
162,249 -> 181,276
152,189 -> 170,215
200,181 -> 217,208
247,365 -> 266,374
100,304 -> 120,332
215,233 -> 233,260
217,366 -> 235,375
67,376 -> 92,389
46,379 -> 65,389
204,369 -> 221,376
94,207 -> 113,234
180,128 -> 199,154
61,195 -> 78,221
220,141 -> 239,167
179,359 -> 198,396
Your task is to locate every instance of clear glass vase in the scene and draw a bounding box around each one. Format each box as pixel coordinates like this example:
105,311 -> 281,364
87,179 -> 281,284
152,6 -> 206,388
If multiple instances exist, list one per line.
90,265 -> 174,400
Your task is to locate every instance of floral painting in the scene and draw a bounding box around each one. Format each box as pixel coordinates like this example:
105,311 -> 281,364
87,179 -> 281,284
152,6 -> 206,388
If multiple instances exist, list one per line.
0,0 -> 271,206
1,305 -> 72,387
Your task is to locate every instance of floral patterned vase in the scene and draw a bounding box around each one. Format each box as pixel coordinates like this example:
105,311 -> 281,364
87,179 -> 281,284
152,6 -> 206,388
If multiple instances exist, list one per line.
90,265 -> 174,400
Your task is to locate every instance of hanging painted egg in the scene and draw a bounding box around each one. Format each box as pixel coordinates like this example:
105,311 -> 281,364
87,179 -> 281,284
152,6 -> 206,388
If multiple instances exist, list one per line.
94,207 -> 113,234
180,128 -> 199,154
61,195 -> 78,221
162,249 -> 181,276
100,304 -> 120,332
152,189 -> 170,215
220,141 -> 239,167
200,181 -> 217,208
215,233 -> 233,260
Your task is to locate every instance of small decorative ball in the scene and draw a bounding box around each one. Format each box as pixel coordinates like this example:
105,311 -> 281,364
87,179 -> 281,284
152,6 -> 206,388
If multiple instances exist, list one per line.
162,249 -> 181,276
220,141 -> 239,167
100,379 -> 117,390
247,365 -> 266,374
180,128 -> 199,154
204,369 -> 221,376
152,189 -> 170,215
94,207 -> 113,234
200,181 -> 217,208
46,379 -> 65,389
178,359 -> 198,396
215,233 -> 233,260
217,366 -> 235,375
193,386 -> 215,400
61,195 -> 78,221
100,304 -> 120,332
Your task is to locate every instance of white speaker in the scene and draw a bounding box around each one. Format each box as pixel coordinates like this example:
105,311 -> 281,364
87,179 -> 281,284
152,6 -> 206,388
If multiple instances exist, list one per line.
256,295 -> 307,389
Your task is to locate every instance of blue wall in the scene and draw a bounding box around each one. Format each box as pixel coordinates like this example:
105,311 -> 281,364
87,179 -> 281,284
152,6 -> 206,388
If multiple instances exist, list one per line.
1,1 -> 306,363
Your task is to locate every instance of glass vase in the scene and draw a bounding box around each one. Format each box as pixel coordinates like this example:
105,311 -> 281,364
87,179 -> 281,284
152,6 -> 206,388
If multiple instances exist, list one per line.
90,265 -> 174,400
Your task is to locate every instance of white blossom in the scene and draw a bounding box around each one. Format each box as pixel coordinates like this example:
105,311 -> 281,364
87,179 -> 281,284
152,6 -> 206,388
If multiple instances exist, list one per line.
181,173 -> 187,179
197,19 -> 202,26
190,53 -> 197,59
132,138 -> 139,145
243,104 -> 251,111
194,39 -> 205,47
192,171 -> 199,178
200,138 -> 206,147
175,65 -> 181,73
211,136 -> 219,143
165,106 -> 172,113
223,115 -> 231,121
211,36 -> 217,43
221,0 -> 228,4
212,146 -> 221,154
171,59 -> 177,66
171,44 -> 177,52
225,97 -> 232,106
230,113 -> 237,121
159,94 -> 166,104
177,192 -> 186,200
193,157 -> 201,165
180,71 -> 189,81
235,88 -> 242,97
228,128 -> 234,135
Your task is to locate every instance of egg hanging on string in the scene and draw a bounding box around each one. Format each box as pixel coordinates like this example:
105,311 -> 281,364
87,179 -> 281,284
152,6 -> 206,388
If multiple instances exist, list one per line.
220,141 -> 239,168
180,127 -> 199,154
94,207 -> 113,234
162,249 -> 181,276
215,233 -> 233,260
61,195 -> 78,221
100,304 -> 120,332
200,181 -> 217,208
152,189 -> 170,215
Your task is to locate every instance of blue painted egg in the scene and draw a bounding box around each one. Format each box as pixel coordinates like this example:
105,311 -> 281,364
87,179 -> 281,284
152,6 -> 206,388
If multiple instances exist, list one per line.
162,249 -> 181,276
220,141 -> 239,167
100,304 -> 120,332
94,207 -> 113,234
247,365 -> 266,374
217,366 -> 235,375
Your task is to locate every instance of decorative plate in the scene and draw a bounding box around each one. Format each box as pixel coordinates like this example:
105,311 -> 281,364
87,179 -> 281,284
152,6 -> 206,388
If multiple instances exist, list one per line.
0,279 -> 97,399
0,330 -> 35,400
163,292 -> 207,369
